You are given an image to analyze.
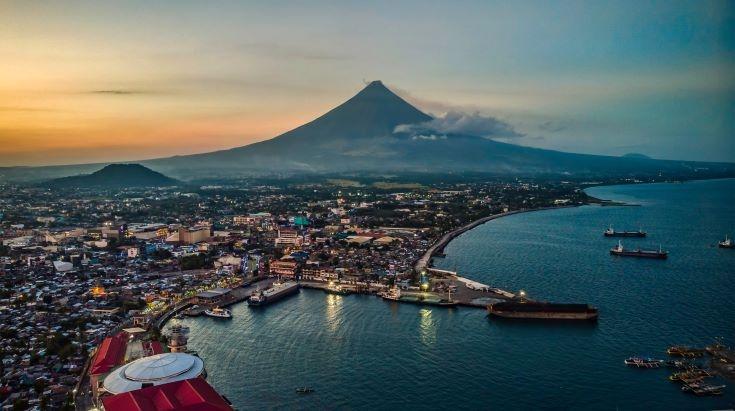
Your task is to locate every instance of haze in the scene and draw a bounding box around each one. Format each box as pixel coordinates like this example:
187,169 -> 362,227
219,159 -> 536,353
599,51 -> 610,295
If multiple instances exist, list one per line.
1,0 -> 733,166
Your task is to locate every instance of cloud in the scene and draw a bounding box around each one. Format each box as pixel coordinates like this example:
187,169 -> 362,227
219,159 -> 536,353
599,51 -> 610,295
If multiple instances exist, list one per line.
89,90 -> 147,95
411,134 -> 447,141
395,111 -> 524,139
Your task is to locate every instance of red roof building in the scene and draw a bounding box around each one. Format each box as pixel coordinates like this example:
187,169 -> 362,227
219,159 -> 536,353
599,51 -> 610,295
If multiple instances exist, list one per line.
101,377 -> 233,411
90,333 -> 128,375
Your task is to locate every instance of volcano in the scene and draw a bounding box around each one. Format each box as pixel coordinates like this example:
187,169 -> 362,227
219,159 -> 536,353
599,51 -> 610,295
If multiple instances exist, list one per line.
141,80 -> 732,178
2,80 -> 734,182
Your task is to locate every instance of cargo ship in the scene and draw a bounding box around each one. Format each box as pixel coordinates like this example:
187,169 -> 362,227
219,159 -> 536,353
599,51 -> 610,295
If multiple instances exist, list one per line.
610,241 -> 668,259
378,287 -> 458,307
487,300 -> 598,320
604,226 -> 646,237
248,281 -> 299,306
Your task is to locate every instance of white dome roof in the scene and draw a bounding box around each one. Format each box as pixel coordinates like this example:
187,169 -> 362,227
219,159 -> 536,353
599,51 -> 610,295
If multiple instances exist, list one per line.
103,353 -> 204,394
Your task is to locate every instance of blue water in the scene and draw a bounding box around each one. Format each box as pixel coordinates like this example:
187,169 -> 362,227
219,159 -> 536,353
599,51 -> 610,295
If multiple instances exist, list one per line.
169,179 -> 735,410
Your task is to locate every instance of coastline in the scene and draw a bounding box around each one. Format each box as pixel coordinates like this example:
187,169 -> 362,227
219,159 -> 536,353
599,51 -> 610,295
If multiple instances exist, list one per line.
414,205 -> 578,273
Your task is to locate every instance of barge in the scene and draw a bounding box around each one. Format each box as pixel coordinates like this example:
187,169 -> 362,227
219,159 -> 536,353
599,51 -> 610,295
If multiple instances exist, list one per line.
248,281 -> 300,306
487,300 -> 598,321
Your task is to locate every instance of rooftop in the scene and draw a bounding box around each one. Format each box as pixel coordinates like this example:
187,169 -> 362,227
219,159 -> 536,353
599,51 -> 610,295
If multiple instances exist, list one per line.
101,377 -> 233,411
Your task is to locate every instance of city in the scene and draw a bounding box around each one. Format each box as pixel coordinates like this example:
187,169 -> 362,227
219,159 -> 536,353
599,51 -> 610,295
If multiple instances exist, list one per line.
1,1 -> 733,409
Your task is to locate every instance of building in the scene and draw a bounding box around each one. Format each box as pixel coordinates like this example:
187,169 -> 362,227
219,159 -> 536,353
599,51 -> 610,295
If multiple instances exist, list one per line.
195,287 -> 231,305
102,353 -> 206,395
179,226 -> 211,245
101,377 -> 233,411
269,259 -> 299,278
89,333 -> 128,404
274,228 -> 300,247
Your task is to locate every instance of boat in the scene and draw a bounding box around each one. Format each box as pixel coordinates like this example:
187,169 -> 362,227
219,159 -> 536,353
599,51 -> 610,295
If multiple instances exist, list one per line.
379,287 -> 458,307
669,369 -> 711,381
204,307 -> 232,319
248,281 -> 300,306
324,282 -> 351,296
295,387 -> 314,394
604,226 -> 646,237
610,241 -> 668,259
718,235 -> 734,249
681,382 -> 725,396
624,357 -> 665,368
378,287 -> 401,301
487,300 -> 598,320
169,323 -> 190,335
667,346 -> 705,358
705,339 -> 727,355
665,360 -> 694,369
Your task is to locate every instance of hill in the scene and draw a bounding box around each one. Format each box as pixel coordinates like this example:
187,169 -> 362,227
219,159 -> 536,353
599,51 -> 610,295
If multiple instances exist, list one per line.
46,164 -> 179,188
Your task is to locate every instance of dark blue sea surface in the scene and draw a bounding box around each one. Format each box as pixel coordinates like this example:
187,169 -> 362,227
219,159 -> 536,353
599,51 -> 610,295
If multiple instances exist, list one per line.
169,179 -> 735,410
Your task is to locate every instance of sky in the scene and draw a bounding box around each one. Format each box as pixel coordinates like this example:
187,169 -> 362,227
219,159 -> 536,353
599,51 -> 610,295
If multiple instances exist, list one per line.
1,0 -> 733,166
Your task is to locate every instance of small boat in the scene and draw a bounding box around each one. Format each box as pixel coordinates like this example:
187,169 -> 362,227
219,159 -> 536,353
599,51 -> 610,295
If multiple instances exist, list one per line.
604,226 -> 646,237
324,282 -> 351,296
667,346 -> 705,358
610,241 -> 668,259
204,307 -> 232,319
681,383 -> 725,396
718,235 -> 734,249
669,369 -> 711,381
624,357 -> 664,368
706,339 -> 727,355
665,360 -> 694,369
295,387 -> 314,394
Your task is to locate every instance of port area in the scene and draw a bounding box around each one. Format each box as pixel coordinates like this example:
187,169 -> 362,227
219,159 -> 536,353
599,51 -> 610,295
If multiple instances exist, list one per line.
300,273 -> 514,308
166,278 -> 277,320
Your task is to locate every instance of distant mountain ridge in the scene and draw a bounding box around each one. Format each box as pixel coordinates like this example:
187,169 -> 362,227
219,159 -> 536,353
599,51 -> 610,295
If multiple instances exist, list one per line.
47,164 -> 178,188
1,81 -> 734,182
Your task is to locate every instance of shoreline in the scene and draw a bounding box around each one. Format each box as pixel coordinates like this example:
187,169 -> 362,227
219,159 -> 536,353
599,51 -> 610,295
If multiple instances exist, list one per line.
414,205 -> 578,273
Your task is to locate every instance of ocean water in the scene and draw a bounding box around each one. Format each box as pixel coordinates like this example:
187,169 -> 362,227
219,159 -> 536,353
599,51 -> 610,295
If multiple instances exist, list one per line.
168,179 -> 735,410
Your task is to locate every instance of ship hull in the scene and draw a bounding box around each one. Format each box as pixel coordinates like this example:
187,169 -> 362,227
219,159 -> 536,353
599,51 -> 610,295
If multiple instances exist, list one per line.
610,250 -> 667,259
487,302 -> 598,321
604,232 -> 646,237
248,284 -> 300,306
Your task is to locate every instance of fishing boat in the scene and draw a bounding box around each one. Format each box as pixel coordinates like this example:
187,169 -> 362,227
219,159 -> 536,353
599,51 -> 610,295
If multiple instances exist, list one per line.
604,226 -> 646,237
718,235 -> 734,249
204,307 -> 232,319
681,383 -> 725,396
624,357 -> 665,368
669,369 -> 711,381
665,360 -> 694,369
610,241 -> 668,259
667,346 -> 705,358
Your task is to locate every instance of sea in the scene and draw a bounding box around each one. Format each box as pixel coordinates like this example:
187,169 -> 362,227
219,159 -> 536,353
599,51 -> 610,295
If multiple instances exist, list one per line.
166,178 -> 735,410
